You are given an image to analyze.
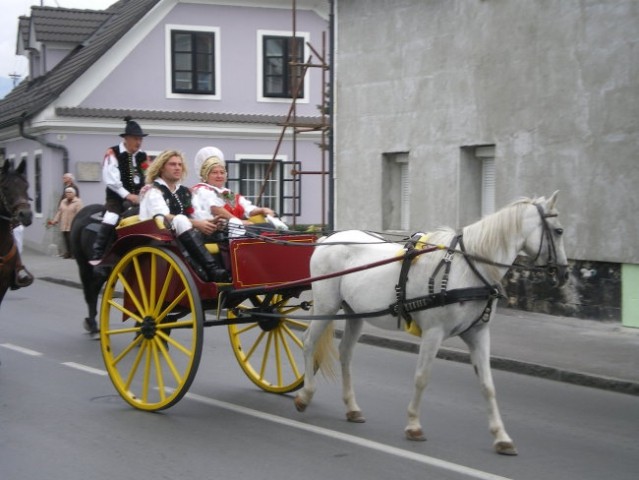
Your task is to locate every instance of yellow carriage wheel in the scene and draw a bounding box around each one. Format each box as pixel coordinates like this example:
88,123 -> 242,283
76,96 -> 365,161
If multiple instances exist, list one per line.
228,295 -> 309,393
100,246 -> 203,411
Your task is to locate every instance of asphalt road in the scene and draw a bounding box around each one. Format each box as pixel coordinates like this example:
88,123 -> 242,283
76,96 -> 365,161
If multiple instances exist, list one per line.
1,281 -> 638,480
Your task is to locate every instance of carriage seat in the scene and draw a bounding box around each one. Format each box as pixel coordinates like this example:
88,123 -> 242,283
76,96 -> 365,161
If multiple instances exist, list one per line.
117,214 -> 220,253
116,215 -> 166,230
117,215 -> 142,229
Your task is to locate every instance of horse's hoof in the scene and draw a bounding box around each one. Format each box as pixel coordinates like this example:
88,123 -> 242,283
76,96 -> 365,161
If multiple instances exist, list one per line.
494,441 -> 518,456
405,428 -> 427,442
294,396 -> 307,412
346,410 -> 366,423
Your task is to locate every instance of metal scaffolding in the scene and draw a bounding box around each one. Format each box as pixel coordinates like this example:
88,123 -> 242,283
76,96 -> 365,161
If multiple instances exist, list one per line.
256,0 -> 332,230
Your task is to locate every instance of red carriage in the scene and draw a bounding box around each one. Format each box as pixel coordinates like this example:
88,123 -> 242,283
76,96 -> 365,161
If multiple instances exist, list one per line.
98,214 -> 316,411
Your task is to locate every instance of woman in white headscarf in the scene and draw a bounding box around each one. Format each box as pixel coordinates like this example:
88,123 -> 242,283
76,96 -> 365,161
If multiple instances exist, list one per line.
191,146 -> 281,237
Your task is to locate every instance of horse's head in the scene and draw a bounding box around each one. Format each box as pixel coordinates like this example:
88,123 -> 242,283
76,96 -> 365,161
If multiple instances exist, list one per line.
0,159 -> 33,227
521,191 -> 569,287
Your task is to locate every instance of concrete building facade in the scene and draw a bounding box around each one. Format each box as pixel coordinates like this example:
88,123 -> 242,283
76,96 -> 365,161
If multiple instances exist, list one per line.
332,0 -> 639,323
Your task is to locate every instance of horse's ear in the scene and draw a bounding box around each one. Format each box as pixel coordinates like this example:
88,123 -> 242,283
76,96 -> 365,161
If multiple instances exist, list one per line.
547,190 -> 559,210
16,159 -> 27,176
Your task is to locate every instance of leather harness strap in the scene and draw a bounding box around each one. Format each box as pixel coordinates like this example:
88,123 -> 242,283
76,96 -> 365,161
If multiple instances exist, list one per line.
391,234 -> 502,332
0,242 -> 17,266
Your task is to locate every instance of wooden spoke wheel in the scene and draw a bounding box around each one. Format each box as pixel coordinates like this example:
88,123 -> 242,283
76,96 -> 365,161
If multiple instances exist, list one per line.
99,246 -> 203,411
228,294 -> 309,393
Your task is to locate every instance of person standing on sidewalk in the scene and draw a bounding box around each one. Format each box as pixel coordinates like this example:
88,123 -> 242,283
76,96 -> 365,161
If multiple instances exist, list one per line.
48,187 -> 83,259
60,173 -> 80,202
90,116 -> 150,264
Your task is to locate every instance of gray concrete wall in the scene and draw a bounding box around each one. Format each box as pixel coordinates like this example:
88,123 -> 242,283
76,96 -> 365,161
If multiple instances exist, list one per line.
333,0 -> 639,265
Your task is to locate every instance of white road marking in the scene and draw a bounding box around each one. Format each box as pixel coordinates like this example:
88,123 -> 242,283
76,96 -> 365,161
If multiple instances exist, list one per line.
184,392 -> 513,480
2,343 -> 510,479
0,343 -> 43,356
62,362 -> 108,376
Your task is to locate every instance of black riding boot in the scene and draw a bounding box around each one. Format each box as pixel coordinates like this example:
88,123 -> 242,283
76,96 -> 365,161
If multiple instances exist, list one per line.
90,222 -> 115,262
178,229 -> 231,283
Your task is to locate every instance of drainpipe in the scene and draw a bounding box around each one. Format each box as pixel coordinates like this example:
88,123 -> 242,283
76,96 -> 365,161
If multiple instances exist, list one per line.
328,0 -> 335,231
19,118 -> 69,172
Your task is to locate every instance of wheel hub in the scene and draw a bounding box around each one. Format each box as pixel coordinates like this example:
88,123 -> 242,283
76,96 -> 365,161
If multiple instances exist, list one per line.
139,316 -> 157,339
255,310 -> 280,331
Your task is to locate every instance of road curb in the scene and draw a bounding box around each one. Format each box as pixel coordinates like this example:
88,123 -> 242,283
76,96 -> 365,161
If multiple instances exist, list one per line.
354,332 -> 639,397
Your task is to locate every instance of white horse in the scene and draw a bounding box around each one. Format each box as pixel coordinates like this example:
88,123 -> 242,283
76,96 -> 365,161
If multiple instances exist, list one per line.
294,192 -> 568,455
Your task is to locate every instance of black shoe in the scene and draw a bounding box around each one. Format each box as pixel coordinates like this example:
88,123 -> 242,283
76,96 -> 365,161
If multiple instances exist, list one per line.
210,268 -> 232,283
178,229 -> 231,283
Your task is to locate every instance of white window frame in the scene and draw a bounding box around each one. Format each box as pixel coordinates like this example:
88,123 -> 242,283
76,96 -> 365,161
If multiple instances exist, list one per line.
165,24 -> 221,100
229,154 -> 293,215
257,30 -> 310,104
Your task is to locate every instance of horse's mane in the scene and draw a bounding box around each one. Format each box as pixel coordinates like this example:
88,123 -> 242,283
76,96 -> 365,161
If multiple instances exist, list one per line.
463,197 -> 539,279
424,197 -> 539,281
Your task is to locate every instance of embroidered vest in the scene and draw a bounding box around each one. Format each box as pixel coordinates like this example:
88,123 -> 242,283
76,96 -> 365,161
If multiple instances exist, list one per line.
153,182 -> 194,216
105,145 -> 148,201
223,193 -> 246,219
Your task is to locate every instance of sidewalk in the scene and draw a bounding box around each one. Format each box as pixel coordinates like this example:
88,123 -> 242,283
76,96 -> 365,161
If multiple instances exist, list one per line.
20,248 -> 639,396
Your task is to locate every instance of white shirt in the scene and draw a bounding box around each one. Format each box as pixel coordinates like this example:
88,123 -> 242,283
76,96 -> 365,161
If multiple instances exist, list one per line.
102,142 -> 144,199
139,178 -> 181,220
191,183 -> 256,220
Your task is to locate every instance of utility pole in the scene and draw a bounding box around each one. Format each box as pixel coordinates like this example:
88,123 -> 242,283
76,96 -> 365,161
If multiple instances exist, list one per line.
9,72 -> 21,87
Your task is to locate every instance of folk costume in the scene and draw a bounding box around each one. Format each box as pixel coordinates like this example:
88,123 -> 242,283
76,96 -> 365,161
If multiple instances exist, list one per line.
192,146 -> 275,238
192,183 -> 257,238
90,117 -> 149,263
103,143 -> 149,214
139,179 -> 229,283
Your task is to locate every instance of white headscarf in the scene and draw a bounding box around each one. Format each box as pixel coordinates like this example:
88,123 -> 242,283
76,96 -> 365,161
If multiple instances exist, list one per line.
194,146 -> 225,180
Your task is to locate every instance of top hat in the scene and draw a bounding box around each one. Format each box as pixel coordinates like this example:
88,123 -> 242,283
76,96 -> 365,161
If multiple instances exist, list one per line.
120,116 -> 148,137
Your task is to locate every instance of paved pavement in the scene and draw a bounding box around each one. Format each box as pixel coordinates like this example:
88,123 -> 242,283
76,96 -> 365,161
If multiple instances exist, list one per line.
15,248 -> 639,396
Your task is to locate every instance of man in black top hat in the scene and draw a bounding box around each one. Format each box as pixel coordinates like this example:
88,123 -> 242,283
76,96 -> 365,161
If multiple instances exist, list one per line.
90,116 -> 150,263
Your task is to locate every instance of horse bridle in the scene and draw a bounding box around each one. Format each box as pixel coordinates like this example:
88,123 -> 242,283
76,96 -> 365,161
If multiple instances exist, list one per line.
0,175 -> 31,224
528,203 -> 565,283
428,202 -> 567,286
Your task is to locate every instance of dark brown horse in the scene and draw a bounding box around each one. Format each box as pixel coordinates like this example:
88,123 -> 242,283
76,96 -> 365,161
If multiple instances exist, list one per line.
0,159 -> 33,307
69,204 -> 110,336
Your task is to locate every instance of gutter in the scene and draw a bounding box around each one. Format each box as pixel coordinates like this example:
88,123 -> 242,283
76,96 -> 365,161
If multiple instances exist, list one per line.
19,118 -> 69,173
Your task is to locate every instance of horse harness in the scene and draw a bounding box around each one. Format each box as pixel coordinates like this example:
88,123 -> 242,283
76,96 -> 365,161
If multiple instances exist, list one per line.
390,203 -> 564,333
230,202 -> 562,328
391,234 -> 503,335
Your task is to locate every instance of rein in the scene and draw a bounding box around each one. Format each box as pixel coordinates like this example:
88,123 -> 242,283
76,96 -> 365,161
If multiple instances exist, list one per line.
229,201 -> 563,326
0,242 -> 18,266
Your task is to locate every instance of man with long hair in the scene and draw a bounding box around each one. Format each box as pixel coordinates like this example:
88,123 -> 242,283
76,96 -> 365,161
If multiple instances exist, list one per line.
139,150 -> 230,282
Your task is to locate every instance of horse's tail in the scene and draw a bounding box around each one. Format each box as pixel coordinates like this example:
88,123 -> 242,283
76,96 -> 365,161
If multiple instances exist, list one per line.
313,322 -> 339,380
